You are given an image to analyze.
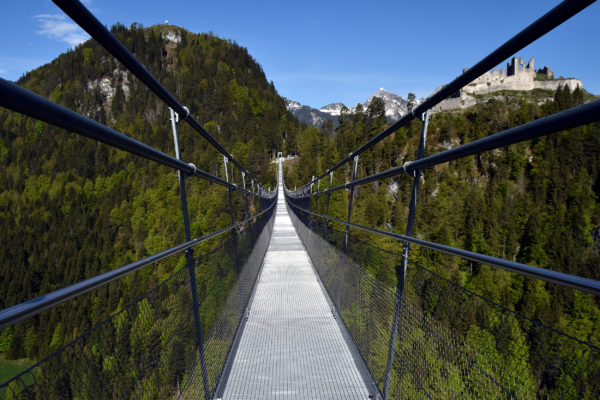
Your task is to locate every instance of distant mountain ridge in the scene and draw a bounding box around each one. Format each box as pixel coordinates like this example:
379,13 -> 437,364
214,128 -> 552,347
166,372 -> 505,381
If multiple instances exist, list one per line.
287,56 -> 587,126
284,99 -> 337,128
285,88 -> 425,127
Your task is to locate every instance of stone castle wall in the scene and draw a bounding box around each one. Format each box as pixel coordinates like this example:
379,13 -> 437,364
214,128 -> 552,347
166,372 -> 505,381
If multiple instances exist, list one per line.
432,56 -> 582,112
462,56 -> 581,95
462,75 -> 582,95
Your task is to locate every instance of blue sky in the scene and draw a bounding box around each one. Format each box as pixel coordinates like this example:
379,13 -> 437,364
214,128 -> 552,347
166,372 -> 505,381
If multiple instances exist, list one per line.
1,0 -> 598,108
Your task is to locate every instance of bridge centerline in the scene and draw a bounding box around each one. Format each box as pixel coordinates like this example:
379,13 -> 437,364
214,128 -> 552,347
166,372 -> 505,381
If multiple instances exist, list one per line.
218,159 -> 372,399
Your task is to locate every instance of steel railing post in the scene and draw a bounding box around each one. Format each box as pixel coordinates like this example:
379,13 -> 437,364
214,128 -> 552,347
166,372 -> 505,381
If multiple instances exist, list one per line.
323,171 -> 333,237
169,108 -> 211,400
224,156 -> 241,279
344,155 -> 359,254
310,175 -> 315,227
336,155 -> 358,309
315,177 -> 320,215
252,179 -> 258,221
383,109 -> 430,399
242,172 -> 253,242
225,156 -> 246,317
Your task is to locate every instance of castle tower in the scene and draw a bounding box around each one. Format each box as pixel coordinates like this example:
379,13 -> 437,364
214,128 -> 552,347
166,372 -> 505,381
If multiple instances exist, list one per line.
519,58 -> 526,73
527,57 -> 534,71
507,57 -> 518,75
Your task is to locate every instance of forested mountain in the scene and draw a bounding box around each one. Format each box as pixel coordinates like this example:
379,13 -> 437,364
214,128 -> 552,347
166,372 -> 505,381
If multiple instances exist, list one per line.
284,88 -> 600,347
0,23 -> 302,364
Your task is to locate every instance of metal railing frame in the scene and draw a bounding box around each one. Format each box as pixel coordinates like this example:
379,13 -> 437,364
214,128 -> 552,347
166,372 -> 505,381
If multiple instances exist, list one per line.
284,203 -> 600,296
0,200 -> 276,328
0,1 -> 277,398
313,100 -> 600,196
382,108 -> 430,396
285,1 -> 600,398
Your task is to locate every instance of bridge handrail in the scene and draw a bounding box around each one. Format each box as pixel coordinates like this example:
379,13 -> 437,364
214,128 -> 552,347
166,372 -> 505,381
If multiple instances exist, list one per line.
297,0 -> 596,190
0,79 -> 255,195
0,197 -> 276,330
311,99 -> 600,195
284,198 -> 600,296
52,0 -> 268,194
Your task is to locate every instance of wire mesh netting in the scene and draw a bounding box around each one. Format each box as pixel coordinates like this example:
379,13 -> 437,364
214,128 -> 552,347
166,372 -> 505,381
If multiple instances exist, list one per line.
181,200 -> 275,399
286,197 -> 398,393
389,259 -> 600,399
1,266 -> 196,400
0,199 -> 275,400
286,197 -> 600,399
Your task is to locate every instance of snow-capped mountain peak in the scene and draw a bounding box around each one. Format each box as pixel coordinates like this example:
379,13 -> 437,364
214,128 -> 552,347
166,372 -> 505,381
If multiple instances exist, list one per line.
285,89 -> 425,127
319,103 -> 347,117
364,88 -> 417,120
286,99 -> 303,111
284,98 -> 338,128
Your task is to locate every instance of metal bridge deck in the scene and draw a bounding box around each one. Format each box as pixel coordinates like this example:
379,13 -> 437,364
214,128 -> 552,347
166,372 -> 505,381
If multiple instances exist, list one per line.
220,162 -> 370,399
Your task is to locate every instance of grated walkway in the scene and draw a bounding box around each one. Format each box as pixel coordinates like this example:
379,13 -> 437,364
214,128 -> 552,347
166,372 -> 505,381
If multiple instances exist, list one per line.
220,161 -> 370,399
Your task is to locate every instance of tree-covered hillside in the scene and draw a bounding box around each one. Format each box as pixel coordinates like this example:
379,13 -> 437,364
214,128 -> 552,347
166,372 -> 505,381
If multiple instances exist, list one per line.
282,88 -> 600,398
0,23 -> 301,365
284,88 -> 600,346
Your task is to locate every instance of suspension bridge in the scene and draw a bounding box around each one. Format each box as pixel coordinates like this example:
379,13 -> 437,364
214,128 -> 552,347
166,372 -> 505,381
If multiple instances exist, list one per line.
1,0 -> 600,399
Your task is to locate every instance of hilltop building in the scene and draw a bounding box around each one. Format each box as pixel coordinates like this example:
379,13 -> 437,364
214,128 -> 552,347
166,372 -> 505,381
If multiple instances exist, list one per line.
434,56 -> 582,111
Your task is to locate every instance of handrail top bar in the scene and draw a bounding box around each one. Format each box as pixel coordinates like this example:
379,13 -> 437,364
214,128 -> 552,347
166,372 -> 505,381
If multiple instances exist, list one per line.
51,0 -> 261,187
0,78 -> 267,198
299,0 -> 596,190
0,197 -> 277,330
284,198 -> 600,296
310,99 -> 600,195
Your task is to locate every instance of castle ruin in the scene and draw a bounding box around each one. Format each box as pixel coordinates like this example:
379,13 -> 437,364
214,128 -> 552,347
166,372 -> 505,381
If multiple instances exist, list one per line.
462,56 -> 580,95
434,56 -> 583,112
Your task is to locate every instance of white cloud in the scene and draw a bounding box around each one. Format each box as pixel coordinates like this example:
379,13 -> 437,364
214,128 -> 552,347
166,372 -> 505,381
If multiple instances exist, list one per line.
34,14 -> 89,47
